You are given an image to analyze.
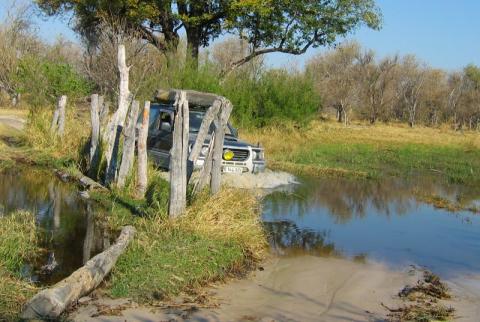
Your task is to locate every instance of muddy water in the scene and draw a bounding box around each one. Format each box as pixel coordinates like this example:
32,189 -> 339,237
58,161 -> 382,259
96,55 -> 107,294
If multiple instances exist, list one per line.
0,168 -> 110,284
263,176 -> 480,278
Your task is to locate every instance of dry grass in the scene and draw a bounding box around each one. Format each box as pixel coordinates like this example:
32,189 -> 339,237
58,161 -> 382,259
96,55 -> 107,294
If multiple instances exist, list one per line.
0,108 -> 28,117
242,120 -> 480,183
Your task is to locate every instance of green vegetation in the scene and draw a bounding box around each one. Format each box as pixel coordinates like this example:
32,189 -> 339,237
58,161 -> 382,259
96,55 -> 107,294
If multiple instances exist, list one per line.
243,121 -> 480,185
94,188 -> 265,301
0,211 -> 40,320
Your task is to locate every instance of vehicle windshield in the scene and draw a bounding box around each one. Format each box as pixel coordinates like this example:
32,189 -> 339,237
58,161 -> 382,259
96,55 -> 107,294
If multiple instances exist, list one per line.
189,110 -> 233,135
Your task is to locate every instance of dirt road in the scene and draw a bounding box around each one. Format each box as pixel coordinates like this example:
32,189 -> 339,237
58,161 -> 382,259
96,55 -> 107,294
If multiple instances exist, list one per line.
0,115 -> 25,131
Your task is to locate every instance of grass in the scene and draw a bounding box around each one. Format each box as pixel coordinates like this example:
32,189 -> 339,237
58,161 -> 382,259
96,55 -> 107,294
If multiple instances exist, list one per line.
242,120 -> 480,184
0,211 -> 40,321
93,188 -> 266,302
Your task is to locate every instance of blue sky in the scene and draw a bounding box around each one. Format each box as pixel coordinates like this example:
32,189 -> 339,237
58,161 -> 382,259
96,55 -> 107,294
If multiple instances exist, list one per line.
1,0 -> 479,71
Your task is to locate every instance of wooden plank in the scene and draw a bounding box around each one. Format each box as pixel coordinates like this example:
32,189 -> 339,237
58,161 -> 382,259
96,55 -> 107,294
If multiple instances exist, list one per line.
136,101 -> 150,197
117,100 -> 140,188
189,99 -> 221,163
21,226 -> 136,320
193,132 -> 215,194
210,99 -> 233,195
168,91 -> 189,218
89,94 -> 100,177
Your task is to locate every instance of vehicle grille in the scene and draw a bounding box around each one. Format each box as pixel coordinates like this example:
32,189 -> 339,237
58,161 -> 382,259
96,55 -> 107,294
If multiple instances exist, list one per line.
225,148 -> 249,161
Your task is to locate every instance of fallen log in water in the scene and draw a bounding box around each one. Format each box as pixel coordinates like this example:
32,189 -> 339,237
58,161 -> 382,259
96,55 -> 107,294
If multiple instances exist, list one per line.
21,226 -> 136,320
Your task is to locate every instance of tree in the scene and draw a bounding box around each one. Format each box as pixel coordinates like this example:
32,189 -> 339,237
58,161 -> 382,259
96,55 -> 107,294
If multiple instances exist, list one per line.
307,41 -> 362,125
397,55 -> 425,127
36,0 -> 381,68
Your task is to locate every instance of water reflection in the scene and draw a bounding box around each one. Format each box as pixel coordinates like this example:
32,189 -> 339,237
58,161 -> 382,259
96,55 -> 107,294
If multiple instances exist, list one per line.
0,168 -> 110,284
263,176 -> 480,277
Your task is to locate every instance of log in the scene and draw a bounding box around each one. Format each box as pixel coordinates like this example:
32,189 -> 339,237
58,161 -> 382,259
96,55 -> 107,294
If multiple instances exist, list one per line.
57,95 -> 67,136
98,95 -> 108,124
21,226 -> 136,320
155,88 -> 221,108
169,91 -> 189,218
189,99 -> 221,164
136,101 -> 150,197
89,94 -> 100,177
117,100 -> 140,188
210,99 -> 233,195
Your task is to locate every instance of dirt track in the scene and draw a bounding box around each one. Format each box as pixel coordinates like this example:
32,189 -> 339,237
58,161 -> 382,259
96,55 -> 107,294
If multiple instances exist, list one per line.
0,115 -> 25,131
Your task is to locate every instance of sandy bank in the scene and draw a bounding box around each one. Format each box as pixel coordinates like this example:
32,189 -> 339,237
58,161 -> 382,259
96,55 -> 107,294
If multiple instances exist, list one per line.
69,255 -> 480,321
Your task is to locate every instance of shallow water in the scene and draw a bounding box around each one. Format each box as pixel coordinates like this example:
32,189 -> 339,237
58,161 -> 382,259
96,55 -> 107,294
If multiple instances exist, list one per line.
0,168 -> 109,284
263,176 -> 480,278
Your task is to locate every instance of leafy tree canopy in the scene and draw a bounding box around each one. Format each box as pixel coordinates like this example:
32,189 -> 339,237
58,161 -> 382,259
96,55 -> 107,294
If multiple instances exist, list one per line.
35,0 -> 381,70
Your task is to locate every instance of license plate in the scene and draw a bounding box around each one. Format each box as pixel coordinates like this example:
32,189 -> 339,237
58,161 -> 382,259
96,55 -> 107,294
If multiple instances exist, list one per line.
223,166 -> 243,174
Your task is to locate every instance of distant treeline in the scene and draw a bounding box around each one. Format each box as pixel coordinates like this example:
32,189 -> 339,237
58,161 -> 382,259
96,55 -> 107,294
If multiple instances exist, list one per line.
0,9 -> 478,130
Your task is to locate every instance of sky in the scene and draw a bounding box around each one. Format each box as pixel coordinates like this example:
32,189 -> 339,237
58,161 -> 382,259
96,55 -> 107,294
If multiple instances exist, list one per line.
1,0 -> 479,71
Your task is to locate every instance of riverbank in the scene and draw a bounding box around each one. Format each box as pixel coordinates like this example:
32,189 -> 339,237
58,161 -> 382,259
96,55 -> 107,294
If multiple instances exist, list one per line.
0,113 -> 268,319
242,121 -> 480,185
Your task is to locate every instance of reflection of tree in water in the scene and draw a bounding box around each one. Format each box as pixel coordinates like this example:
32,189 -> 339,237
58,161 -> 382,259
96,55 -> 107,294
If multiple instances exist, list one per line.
265,176 -> 477,224
264,221 -> 339,257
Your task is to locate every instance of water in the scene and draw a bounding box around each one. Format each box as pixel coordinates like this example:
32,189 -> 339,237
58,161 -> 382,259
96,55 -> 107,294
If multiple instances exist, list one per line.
0,168 -> 110,284
263,176 -> 480,278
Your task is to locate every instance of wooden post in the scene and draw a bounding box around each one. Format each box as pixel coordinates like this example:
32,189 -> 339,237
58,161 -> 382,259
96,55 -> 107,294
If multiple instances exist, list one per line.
210,99 -> 232,195
169,91 -> 189,218
21,226 -> 136,320
57,95 -> 67,136
136,101 -> 150,197
189,99 -> 221,164
89,94 -> 100,177
98,95 -> 108,124
117,100 -> 140,188
193,133 -> 215,194
50,95 -> 67,135
104,44 -> 131,185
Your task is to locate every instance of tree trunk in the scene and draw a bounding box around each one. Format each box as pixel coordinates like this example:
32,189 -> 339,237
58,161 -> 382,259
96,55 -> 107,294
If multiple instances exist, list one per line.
169,91 -> 189,218
89,94 -> 100,178
104,45 -> 131,185
21,226 -> 136,320
210,99 -> 233,195
117,101 -> 140,188
136,101 -> 150,198
186,27 -> 200,67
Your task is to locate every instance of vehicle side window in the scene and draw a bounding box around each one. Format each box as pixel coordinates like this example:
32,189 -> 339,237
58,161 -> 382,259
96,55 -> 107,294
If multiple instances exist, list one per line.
158,111 -> 173,132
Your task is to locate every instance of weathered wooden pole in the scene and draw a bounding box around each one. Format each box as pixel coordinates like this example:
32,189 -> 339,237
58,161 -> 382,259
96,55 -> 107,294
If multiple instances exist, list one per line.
50,95 -> 67,135
193,133 -> 215,194
189,99 -> 221,164
21,226 -> 136,320
136,101 -> 150,197
117,100 -> 140,188
89,94 -> 100,177
210,99 -> 232,195
169,91 -> 189,218
104,44 -> 131,185
57,95 -> 67,136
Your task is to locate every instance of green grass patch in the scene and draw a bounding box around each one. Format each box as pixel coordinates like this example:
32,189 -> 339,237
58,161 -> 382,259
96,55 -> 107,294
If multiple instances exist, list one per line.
0,211 -> 40,320
284,142 -> 480,185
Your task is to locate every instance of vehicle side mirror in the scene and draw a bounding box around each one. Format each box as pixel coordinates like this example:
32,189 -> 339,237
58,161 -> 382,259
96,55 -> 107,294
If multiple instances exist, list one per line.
160,122 -> 172,132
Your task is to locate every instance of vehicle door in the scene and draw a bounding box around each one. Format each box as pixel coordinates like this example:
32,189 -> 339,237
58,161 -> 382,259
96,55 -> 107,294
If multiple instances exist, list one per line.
147,109 -> 174,167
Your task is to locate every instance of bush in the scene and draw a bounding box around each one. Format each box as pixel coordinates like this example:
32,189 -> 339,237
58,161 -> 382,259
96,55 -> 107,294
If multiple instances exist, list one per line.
14,55 -> 92,107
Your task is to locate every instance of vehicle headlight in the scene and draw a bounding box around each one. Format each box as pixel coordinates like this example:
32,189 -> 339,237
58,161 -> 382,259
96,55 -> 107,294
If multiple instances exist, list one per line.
223,149 -> 234,161
200,146 -> 209,157
252,149 -> 264,160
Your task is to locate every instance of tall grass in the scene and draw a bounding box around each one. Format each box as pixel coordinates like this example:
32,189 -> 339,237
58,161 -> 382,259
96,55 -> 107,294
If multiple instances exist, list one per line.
100,188 -> 266,301
0,211 -> 39,321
